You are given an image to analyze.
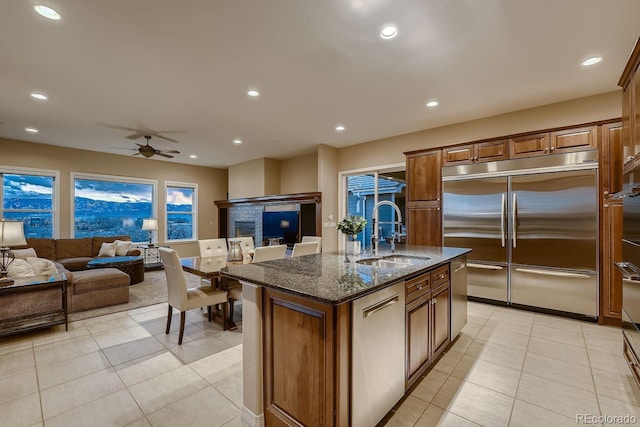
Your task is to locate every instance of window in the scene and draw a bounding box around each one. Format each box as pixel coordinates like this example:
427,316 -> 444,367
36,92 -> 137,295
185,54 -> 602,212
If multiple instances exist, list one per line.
73,173 -> 155,241
166,182 -> 196,241
1,168 -> 58,238
342,168 -> 406,251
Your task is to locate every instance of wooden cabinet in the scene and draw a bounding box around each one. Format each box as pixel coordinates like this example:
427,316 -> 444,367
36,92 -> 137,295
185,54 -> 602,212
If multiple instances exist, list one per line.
406,150 -> 441,203
407,206 -> 442,246
620,37 -> 640,172
509,132 -> 550,158
510,126 -> 597,159
443,139 -> 508,165
405,264 -> 451,388
601,122 -> 623,196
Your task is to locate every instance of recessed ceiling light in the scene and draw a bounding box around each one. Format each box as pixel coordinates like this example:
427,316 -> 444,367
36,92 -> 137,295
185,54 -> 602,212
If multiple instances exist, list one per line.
233,139 -> 242,144
30,92 -> 48,100
25,127 -> 39,133
34,5 -> 61,20
380,25 -> 398,39
189,154 -> 197,159
247,90 -> 260,97
335,125 -> 346,132
426,100 -> 439,107
582,56 -> 602,67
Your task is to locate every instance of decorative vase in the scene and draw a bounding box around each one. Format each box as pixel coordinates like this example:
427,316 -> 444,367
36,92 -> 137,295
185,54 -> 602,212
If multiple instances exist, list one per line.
345,239 -> 361,263
227,240 -> 243,264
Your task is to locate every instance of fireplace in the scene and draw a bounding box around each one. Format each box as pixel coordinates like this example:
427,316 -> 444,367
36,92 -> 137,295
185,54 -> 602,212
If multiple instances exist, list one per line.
235,221 -> 256,238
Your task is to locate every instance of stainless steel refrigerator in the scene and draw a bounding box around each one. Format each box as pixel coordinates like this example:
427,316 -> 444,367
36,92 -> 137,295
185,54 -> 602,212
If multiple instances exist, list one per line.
443,151 -> 599,319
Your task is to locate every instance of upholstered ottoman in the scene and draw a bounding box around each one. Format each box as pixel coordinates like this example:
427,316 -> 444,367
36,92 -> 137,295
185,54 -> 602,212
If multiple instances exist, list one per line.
86,256 -> 145,284
68,268 -> 130,313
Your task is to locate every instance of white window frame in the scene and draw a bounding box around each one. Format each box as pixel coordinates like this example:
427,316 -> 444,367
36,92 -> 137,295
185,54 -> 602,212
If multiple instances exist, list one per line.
70,172 -> 157,240
0,165 -> 60,238
337,162 -> 405,250
164,180 -> 197,243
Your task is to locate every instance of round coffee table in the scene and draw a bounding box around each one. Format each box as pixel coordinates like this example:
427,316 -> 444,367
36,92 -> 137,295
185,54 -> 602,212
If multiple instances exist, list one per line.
87,256 -> 145,284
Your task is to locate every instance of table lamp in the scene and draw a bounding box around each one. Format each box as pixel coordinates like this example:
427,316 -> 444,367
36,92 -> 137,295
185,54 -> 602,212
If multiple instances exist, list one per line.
0,220 -> 27,286
142,219 -> 158,247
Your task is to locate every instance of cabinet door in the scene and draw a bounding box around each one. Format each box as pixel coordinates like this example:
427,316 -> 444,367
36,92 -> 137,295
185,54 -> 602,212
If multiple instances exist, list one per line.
635,63 -> 640,161
475,139 -> 508,162
623,78 -> 634,169
550,126 -> 597,154
406,294 -> 431,383
407,150 -> 441,202
443,145 -> 473,166
407,206 -> 442,246
601,200 -> 623,321
601,122 -> 623,196
431,284 -> 450,359
509,133 -> 550,158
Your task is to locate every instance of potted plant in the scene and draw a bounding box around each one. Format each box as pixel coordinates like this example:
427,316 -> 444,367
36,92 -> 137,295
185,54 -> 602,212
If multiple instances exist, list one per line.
337,214 -> 367,257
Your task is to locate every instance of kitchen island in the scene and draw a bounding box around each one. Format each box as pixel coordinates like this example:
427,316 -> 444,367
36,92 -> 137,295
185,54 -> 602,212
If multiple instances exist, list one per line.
221,246 -> 470,427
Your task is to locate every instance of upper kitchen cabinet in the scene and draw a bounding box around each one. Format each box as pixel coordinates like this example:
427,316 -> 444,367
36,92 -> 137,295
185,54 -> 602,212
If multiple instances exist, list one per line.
619,37 -> 640,172
601,122 -> 623,196
510,126 -> 597,159
443,139 -> 508,166
406,150 -> 442,204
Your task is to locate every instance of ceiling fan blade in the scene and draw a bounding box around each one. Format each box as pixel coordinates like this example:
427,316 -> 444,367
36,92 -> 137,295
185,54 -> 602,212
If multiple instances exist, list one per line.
153,134 -> 179,143
155,152 -> 174,158
134,142 -> 147,148
132,152 -> 143,156
109,147 -> 137,151
126,133 -> 146,140
161,150 -> 181,154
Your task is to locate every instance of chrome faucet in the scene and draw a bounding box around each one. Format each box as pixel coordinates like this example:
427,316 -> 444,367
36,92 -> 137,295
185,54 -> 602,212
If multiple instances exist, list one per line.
371,200 -> 403,255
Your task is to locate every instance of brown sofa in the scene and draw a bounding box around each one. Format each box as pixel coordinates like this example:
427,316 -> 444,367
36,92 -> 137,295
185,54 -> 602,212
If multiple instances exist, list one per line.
11,235 -> 142,314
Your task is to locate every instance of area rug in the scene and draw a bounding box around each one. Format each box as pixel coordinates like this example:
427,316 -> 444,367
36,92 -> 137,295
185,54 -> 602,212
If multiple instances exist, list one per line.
68,269 -> 201,321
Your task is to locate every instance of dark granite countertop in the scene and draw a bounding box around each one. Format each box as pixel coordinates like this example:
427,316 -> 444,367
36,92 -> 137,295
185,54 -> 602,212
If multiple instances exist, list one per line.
220,245 -> 471,305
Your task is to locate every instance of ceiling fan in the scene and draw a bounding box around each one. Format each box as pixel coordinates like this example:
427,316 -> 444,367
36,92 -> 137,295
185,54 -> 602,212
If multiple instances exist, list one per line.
114,135 -> 180,158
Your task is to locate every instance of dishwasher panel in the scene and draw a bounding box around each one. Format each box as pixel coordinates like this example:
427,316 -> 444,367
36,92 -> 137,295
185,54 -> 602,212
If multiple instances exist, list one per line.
351,282 -> 405,427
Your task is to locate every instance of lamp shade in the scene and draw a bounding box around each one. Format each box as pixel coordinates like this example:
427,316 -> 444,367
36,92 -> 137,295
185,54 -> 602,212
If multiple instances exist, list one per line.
0,221 -> 27,247
142,219 -> 158,231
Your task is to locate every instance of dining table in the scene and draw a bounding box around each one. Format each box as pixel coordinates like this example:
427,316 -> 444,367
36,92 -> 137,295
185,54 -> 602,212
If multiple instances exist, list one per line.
180,255 -> 243,330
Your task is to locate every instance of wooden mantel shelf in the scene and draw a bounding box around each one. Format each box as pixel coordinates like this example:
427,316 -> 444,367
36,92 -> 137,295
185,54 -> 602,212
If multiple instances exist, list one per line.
214,192 -> 321,208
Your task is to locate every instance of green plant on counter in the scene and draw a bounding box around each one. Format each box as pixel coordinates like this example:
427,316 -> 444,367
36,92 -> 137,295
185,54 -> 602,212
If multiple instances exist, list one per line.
336,214 -> 367,241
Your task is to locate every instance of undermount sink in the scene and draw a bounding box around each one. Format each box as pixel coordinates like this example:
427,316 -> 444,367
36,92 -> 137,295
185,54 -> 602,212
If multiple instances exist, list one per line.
356,255 -> 430,268
381,255 -> 431,265
356,258 -> 410,268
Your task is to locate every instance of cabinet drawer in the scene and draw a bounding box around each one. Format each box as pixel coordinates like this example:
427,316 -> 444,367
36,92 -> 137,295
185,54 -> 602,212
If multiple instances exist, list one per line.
624,333 -> 640,388
406,274 -> 430,304
431,264 -> 450,288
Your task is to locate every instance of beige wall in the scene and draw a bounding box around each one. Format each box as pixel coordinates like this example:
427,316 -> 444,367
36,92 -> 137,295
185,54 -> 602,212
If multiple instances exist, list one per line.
263,158 -> 281,196
317,144 -> 339,252
227,158 -> 265,199
0,137 -> 227,256
279,153 -> 318,194
336,91 -> 621,171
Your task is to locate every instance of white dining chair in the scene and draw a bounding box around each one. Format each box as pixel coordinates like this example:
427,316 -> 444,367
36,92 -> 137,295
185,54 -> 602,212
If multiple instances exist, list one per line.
291,241 -> 319,257
301,236 -> 322,253
159,247 -> 228,344
198,238 -> 227,257
253,244 -> 287,262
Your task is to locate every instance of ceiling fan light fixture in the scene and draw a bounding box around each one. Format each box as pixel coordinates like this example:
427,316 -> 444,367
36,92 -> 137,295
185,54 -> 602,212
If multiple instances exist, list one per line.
34,5 -> 61,20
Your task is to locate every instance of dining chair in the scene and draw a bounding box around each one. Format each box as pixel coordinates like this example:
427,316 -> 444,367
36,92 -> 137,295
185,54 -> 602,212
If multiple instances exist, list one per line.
198,238 -> 228,257
291,241 -> 319,257
301,236 -> 322,253
159,247 -> 228,344
252,244 -> 287,262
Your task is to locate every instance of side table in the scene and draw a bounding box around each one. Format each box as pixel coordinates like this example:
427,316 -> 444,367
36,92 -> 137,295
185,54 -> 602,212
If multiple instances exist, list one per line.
137,244 -> 167,270
0,273 -> 67,338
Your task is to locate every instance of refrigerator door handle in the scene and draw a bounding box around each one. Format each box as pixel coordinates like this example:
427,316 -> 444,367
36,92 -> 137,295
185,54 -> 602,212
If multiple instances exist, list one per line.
512,193 -> 517,248
500,193 -> 506,247
468,263 -> 504,270
514,267 -> 591,279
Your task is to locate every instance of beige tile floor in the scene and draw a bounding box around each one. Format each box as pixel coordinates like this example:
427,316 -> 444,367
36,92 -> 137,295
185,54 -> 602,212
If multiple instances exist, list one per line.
0,300 -> 636,426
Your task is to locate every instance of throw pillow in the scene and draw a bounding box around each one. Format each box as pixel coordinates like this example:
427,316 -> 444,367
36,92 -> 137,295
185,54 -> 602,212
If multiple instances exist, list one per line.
7,259 -> 36,278
10,248 -> 38,259
98,242 -> 117,257
25,257 -> 58,276
113,239 -> 132,256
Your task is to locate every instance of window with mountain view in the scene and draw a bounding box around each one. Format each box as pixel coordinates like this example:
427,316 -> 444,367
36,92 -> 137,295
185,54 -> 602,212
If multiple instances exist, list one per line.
73,175 -> 155,241
1,172 -> 56,238
166,184 -> 195,241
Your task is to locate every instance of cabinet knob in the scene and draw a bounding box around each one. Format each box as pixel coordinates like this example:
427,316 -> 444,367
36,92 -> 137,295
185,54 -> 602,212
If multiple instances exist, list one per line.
436,207 -> 440,211
432,298 -> 437,304
604,190 -> 609,195
628,156 -> 635,161
604,204 -> 609,208
550,146 -> 555,152
544,148 -> 549,153
438,274 -> 444,279
417,284 -> 423,290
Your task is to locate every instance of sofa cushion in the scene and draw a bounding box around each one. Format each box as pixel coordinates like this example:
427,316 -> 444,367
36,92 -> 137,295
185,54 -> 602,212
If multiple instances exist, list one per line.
56,238 -> 92,260
72,268 -> 130,294
58,257 -> 94,271
26,257 -> 59,276
7,259 -> 36,278
11,248 -> 37,260
113,240 -> 132,256
25,238 -> 56,260
92,235 -> 131,257
98,242 -> 117,257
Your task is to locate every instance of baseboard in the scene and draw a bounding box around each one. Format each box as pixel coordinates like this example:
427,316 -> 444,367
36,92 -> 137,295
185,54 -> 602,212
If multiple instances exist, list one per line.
241,406 -> 264,427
